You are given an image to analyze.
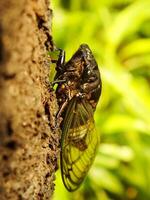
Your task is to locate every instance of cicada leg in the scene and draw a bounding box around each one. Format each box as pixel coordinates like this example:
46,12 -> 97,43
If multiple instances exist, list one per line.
50,48 -> 65,67
52,48 -> 69,128
54,48 -> 66,81
51,79 -> 66,86
50,48 -> 66,86
53,97 -> 69,129
81,79 -> 100,93
55,48 -> 65,72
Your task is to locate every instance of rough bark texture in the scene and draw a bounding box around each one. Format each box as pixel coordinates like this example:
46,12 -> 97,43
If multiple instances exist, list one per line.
0,0 -> 60,199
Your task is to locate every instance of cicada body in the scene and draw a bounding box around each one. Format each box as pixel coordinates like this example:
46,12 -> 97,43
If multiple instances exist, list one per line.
54,44 -> 102,191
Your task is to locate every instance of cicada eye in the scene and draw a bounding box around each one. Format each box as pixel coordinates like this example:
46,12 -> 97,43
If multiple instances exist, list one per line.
82,66 -> 91,79
87,69 -> 92,76
83,68 -> 97,83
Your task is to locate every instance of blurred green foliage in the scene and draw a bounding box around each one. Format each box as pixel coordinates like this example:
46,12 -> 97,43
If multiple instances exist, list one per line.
51,0 -> 150,199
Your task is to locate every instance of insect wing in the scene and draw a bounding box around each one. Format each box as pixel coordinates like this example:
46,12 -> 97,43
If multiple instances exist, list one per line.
60,97 -> 100,191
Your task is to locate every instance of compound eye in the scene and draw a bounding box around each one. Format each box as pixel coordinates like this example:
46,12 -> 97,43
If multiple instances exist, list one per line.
83,66 -> 92,77
87,69 -> 92,76
87,69 -> 97,82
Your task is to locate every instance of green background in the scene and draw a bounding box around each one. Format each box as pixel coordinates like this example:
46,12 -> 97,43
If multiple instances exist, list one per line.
51,0 -> 150,199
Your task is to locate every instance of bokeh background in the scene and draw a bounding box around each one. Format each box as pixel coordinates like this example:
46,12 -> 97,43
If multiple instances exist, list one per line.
51,0 -> 150,199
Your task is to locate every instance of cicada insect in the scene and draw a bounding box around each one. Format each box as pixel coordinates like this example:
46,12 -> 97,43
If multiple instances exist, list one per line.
53,44 -> 102,191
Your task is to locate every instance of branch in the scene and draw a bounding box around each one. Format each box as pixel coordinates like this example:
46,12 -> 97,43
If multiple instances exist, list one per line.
0,0 -> 59,199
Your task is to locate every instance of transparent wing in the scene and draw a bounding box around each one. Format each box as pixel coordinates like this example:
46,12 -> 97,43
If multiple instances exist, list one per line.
60,97 -> 100,191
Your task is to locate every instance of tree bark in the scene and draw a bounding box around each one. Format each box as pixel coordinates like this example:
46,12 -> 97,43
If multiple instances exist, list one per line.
0,0 -> 60,199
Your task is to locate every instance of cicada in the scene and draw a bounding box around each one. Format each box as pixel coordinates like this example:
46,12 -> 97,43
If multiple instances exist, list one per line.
53,44 -> 102,191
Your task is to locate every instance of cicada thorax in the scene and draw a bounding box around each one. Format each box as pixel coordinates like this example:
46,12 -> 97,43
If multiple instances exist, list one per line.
55,55 -> 84,114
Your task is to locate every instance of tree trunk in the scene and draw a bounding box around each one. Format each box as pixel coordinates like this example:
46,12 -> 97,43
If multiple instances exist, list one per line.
0,0 -> 60,199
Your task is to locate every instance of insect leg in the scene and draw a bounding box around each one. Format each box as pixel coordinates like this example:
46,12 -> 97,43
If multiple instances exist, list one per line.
55,48 -> 66,72
53,48 -> 66,83
54,98 -> 69,128
50,48 -> 66,85
81,79 -> 101,93
51,79 -> 66,86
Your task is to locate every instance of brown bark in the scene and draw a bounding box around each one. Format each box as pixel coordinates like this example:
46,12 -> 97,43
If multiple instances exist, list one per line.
0,0 -> 60,199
